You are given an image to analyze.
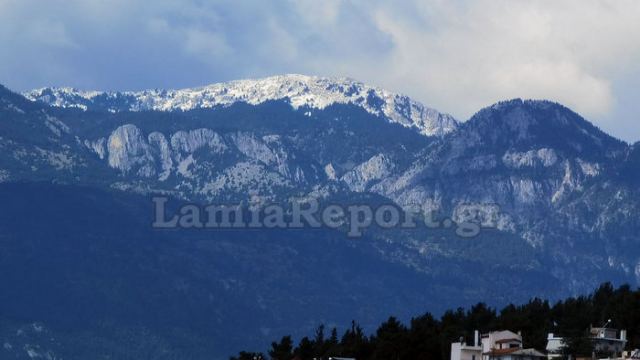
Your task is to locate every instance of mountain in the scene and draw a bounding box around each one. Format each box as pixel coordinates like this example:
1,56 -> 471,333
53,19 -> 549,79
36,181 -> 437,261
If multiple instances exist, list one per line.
23,74 -> 459,137
1,76 -> 640,359
360,99 -> 636,290
0,182 -> 470,359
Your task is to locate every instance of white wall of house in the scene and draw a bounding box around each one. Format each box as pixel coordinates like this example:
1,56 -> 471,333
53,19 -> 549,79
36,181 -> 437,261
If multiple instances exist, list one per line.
546,329 -> 628,358
546,333 -> 563,354
482,330 -> 523,353
451,342 -> 482,360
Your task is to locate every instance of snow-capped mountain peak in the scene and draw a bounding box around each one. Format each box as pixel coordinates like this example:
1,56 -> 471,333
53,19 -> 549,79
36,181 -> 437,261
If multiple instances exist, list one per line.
23,74 -> 458,137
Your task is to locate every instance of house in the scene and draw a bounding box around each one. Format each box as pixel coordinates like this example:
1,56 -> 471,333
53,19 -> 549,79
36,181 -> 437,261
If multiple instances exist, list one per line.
546,325 -> 627,359
481,331 -> 545,360
451,331 -> 482,360
545,333 -> 563,359
589,326 -> 627,355
481,330 -> 524,353
451,330 -> 545,360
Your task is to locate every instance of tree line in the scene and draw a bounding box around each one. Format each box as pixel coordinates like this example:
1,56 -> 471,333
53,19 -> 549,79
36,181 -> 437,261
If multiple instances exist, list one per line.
231,283 -> 640,360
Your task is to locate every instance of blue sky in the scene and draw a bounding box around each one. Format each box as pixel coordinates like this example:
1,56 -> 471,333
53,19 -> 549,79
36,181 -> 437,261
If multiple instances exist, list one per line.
1,0 -> 639,141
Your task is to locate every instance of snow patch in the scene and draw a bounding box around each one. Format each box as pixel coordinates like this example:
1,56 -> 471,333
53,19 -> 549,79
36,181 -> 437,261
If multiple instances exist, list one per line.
24,74 -> 458,137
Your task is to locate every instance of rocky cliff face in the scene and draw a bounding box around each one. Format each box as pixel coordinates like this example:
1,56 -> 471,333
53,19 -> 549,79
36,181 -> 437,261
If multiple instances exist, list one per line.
5,77 -> 640,358
3,78 -> 640,316
357,99 -> 637,291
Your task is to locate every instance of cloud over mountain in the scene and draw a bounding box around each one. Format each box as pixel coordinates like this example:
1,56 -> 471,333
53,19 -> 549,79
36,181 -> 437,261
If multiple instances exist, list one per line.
1,0 -> 640,140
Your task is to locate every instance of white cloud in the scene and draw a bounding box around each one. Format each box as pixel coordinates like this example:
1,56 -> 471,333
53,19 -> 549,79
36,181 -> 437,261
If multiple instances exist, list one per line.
25,19 -> 78,49
183,28 -> 233,60
1,0 -> 640,140
363,0 -> 639,121
289,0 -> 342,27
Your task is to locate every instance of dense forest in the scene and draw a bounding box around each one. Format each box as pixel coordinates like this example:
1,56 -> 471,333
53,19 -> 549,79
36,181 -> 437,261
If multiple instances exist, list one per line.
231,283 -> 640,360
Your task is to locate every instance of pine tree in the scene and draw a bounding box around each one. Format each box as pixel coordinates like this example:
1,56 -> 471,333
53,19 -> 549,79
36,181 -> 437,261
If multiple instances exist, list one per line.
341,321 -> 372,359
294,336 -> 314,360
269,336 -> 293,360
372,317 -> 408,360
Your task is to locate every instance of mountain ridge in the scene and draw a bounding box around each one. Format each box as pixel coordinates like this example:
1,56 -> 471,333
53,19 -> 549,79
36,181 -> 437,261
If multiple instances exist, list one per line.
22,74 -> 459,138
2,75 -> 640,359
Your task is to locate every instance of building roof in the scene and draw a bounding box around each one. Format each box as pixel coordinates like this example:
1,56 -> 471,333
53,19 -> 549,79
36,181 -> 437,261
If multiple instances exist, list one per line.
484,348 -> 546,358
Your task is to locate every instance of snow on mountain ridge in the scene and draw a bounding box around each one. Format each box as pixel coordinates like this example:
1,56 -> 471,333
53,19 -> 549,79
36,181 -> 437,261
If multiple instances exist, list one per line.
23,74 -> 458,137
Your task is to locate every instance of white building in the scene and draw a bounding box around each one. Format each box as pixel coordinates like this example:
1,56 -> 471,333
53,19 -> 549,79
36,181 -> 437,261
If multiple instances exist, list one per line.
451,331 -> 482,360
481,330 -> 524,354
481,330 -> 545,360
590,327 -> 627,355
545,333 -> 564,359
546,326 -> 627,359
451,330 -> 545,360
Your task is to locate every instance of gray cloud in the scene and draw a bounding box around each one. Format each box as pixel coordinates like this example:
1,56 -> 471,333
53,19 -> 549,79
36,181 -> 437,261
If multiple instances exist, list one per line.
1,0 -> 639,141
